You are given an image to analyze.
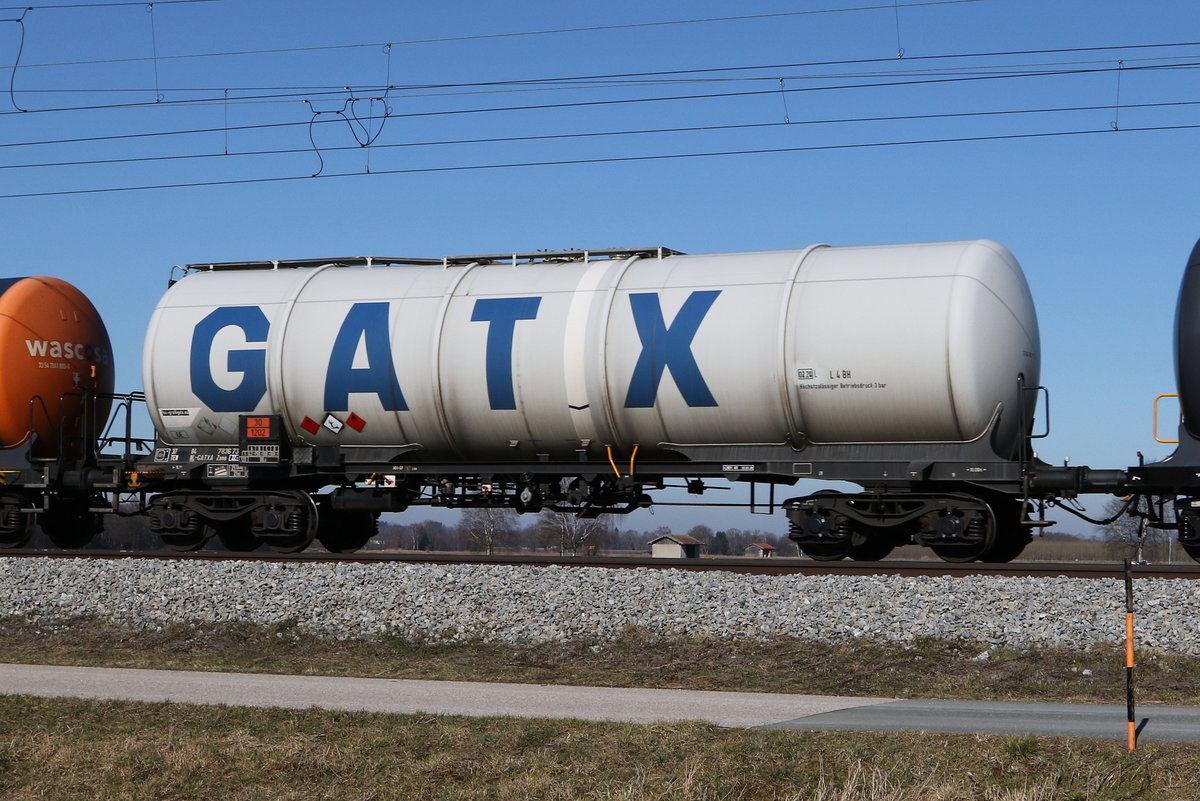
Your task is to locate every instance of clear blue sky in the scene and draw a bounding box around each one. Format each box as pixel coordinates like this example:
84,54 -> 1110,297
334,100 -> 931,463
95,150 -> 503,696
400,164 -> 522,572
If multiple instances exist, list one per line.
3,0 -> 1198,534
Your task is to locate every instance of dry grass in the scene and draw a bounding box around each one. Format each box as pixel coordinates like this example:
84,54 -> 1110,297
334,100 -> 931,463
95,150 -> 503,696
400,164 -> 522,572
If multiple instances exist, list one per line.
0,695 -> 1197,800
1,616 -> 1198,706
2,619 -> 1198,798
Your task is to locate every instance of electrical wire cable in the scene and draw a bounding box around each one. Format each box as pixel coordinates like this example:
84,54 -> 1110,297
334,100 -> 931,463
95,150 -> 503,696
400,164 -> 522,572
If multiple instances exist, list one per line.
4,97 -> 1199,171
3,57 -> 1196,124
1051,496 -> 1138,527
2,120 -> 1197,201
14,32 -> 1200,81
14,48 -> 1200,97
2,8 -> 26,112
1,0 -> 221,9
4,15 -> 1198,200
7,0 -> 985,70
8,42 -> 1200,119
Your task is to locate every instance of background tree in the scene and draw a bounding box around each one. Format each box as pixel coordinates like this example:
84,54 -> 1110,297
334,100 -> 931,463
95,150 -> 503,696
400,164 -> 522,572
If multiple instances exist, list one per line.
1099,496 -> 1175,563
685,524 -> 713,547
710,530 -> 731,555
370,521 -> 406,550
457,507 -> 517,554
607,527 -> 644,552
413,520 -> 454,551
535,510 -> 611,555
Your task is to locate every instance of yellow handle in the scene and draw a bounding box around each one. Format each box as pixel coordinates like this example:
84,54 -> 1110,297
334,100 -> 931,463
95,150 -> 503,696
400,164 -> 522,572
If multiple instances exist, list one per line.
1154,393 -> 1181,444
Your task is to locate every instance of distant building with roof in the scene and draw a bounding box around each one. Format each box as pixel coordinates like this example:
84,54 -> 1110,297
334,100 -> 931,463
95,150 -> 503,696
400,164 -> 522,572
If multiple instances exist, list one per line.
745,542 -> 777,558
648,533 -> 704,559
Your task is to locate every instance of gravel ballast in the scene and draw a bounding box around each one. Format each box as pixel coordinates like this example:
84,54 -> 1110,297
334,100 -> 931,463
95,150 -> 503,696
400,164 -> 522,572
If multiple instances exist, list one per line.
1,558 -> 1197,653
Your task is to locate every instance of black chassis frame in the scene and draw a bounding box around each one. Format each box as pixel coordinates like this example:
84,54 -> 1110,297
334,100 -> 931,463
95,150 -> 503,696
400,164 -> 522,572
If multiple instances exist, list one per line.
131,413 -> 1038,542
124,395 -> 1142,559
1126,427 -> 1200,549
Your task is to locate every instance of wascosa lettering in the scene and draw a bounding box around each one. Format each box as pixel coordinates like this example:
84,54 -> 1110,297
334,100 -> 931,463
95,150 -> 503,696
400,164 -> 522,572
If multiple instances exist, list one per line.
189,292 -> 721,413
25,339 -> 112,365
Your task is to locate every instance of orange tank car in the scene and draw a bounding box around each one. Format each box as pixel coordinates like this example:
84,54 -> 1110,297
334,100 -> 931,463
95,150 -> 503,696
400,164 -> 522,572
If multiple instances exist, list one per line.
0,277 -> 113,458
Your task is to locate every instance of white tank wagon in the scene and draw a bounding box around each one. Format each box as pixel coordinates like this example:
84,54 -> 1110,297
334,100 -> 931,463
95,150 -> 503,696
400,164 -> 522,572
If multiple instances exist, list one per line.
139,242 -> 1053,560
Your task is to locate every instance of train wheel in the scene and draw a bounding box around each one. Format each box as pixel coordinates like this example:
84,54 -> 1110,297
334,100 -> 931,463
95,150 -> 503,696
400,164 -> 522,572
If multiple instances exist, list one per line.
160,530 -> 211,552
799,542 -> 848,561
153,506 -> 211,552
847,536 -> 894,561
265,528 -> 315,553
982,531 -> 1032,563
929,507 -> 996,563
823,520 -> 890,561
0,498 -> 34,548
317,510 -> 377,553
794,492 -> 849,560
981,499 -> 1032,563
208,519 -> 262,553
262,493 -> 318,553
40,501 -> 102,549
1178,508 -> 1200,563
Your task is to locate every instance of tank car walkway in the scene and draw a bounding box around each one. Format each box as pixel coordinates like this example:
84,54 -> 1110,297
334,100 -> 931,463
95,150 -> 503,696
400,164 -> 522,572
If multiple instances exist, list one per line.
2,663 -> 1199,744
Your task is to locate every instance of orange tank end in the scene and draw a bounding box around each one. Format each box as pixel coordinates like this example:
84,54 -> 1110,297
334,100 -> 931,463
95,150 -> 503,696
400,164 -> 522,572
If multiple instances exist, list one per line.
0,276 -> 114,458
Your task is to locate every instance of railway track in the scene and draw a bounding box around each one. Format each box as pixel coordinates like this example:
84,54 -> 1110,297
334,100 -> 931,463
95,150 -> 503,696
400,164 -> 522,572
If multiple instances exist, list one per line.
1,549 -> 1194,579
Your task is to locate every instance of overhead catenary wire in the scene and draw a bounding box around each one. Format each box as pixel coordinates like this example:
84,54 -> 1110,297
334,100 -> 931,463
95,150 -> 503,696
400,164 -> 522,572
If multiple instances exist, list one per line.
12,48 -> 1200,97
3,97 -> 1199,171
2,121 -> 1198,201
1,0 -> 222,9
146,2 -> 162,103
12,33 -> 1200,89
2,7 -> 27,112
7,41 -> 1200,118
3,57 -> 1198,129
4,9 -> 1198,202
5,0 -> 984,70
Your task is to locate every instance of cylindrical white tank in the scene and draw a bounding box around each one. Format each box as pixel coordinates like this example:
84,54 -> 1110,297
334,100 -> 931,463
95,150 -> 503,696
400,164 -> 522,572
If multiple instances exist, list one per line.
143,240 -> 1040,461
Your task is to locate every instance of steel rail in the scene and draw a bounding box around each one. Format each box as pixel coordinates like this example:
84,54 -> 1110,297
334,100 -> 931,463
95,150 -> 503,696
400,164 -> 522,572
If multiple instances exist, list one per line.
0,549 -> 1195,579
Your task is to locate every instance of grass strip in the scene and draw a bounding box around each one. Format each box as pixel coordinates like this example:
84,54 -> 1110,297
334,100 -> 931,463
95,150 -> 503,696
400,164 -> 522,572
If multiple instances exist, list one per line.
2,616 -> 1199,705
1,694 -> 1198,800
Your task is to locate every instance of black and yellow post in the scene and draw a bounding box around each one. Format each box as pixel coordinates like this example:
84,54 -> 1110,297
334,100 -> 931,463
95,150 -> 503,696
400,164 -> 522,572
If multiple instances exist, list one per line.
1125,558 -> 1136,751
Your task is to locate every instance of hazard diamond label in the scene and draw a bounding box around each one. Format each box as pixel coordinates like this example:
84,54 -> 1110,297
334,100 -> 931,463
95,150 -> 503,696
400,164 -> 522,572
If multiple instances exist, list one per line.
323,414 -> 344,434
346,412 -> 366,432
300,416 -> 320,435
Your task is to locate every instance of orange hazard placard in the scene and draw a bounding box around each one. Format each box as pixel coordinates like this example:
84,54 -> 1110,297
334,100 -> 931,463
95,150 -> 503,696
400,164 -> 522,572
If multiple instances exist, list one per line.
244,417 -> 274,438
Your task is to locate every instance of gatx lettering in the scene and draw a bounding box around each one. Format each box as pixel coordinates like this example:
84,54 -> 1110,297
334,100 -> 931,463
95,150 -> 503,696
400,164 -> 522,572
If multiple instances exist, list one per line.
324,302 -> 408,412
188,292 -> 721,414
189,306 -> 269,412
471,296 -> 541,410
624,290 -> 720,408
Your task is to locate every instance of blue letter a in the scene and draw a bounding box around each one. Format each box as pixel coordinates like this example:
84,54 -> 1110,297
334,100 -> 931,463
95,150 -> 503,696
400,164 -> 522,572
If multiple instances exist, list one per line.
624,290 -> 720,408
324,302 -> 407,411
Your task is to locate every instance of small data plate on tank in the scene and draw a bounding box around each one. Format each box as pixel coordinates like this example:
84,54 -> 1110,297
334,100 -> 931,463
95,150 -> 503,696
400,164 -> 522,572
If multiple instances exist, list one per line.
238,414 -> 284,464
206,463 -> 248,478
240,444 -> 281,464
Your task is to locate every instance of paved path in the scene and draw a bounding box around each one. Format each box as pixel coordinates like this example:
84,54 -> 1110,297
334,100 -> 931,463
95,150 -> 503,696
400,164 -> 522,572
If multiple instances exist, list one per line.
770,699 -> 1200,744
0,663 -> 881,728
2,663 -> 1199,743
